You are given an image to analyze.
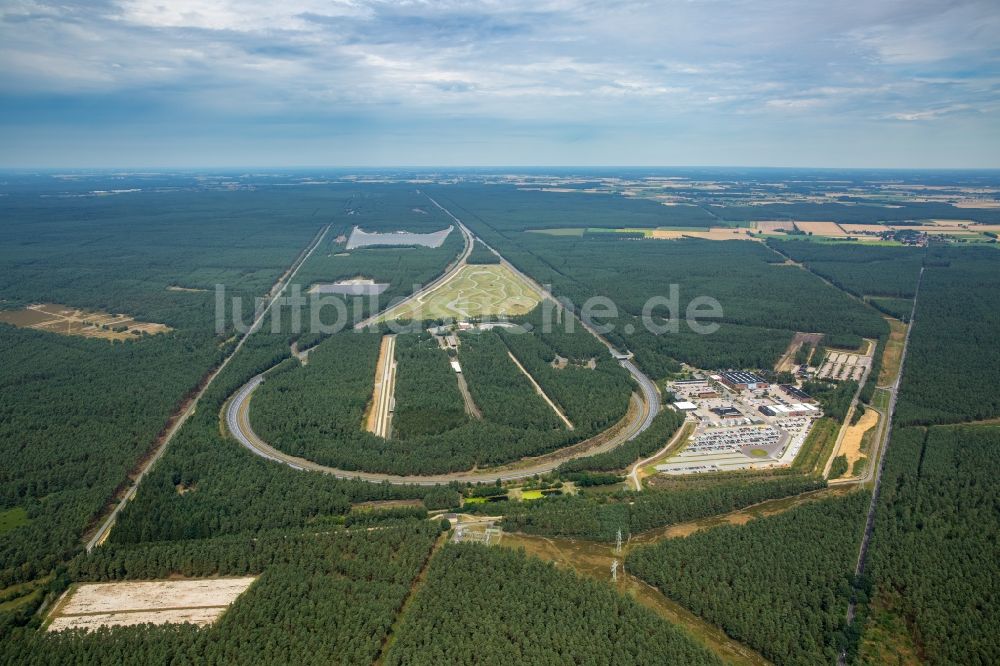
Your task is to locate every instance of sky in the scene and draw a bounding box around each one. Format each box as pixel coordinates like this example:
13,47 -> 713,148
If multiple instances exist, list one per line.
1,0 -> 998,168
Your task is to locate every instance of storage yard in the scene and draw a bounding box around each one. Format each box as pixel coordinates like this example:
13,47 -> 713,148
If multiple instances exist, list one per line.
818,349 -> 871,381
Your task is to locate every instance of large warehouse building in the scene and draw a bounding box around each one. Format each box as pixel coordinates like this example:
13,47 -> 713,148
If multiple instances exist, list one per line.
719,370 -> 769,391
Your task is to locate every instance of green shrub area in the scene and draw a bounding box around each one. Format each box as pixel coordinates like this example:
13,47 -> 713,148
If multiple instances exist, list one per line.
897,248 -> 1000,425
628,492 -> 869,665
1,524 -> 439,664
382,544 -> 721,665
863,425 -> 1000,665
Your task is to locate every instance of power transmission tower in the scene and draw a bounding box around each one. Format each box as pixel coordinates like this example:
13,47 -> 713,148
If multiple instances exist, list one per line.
611,559 -> 619,582
615,528 -> 623,554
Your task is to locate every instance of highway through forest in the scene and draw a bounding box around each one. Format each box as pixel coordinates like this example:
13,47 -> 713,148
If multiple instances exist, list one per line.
84,224 -> 330,552
224,194 -> 663,485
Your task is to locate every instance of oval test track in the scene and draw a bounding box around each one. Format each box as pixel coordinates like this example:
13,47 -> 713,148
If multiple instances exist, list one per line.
224,195 -> 662,485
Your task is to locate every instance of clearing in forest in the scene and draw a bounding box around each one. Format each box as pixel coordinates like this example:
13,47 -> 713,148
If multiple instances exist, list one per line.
0,303 -> 171,340
834,408 -> 880,474
381,264 -> 541,321
47,577 -> 256,631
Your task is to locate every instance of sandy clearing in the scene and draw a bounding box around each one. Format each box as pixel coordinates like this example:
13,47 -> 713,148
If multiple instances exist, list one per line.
57,577 -> 257,615
48,577 -> 257,631
49,607 -> 225,631
836,408 -> 879,473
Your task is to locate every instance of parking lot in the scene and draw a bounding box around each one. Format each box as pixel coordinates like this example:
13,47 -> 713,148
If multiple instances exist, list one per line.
660,377 -> 821,475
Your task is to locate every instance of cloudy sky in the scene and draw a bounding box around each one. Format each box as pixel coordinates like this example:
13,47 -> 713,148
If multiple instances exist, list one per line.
1,0 -> 998,167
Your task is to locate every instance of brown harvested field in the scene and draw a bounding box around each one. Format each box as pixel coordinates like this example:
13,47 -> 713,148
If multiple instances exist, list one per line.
794,221 -> 848,236
0,303 -> 171,341
836,408 -> 879,474
649,228 -> 758,241
47,577 -> 256,632
840,224 -> 890,234
954,200 -> 1000,209
878,318 -> 907,385
753,220 -> 797,233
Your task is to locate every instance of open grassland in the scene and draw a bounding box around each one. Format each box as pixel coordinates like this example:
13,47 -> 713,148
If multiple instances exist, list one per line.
382,263 -> 541,321
0,303 -> 171,341
0,507 -> 29,535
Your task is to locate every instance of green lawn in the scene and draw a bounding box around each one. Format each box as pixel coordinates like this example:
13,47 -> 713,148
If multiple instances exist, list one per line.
521,490 -> 545,500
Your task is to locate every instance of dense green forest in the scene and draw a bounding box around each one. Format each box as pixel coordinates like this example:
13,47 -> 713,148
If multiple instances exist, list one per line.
1,523 -> 440,664
433,189 -> 888,376
558,407 -> 686,473
896,248 -> 1000,425
429,183 -> 717,230
466,239 -> 501,264
628,492 -> 869,665
392,334 -> 469,437
492,474 -> 824,541
862,425 -> 1000,665
382,544 -> 721,665
250,324 -> 630,474
768,240 -> 925,299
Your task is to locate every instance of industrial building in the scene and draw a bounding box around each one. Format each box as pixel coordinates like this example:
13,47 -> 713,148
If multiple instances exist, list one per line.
758,403 -> 818,417
719,370 -> 769,391
780,384 -> 815,403
673,400 -> 698,411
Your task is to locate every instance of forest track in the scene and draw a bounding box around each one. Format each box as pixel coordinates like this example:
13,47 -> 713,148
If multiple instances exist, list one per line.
837,266 -> 924,665
83,225 -> 330,552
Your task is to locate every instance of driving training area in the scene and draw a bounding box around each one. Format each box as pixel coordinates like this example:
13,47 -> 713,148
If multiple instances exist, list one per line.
47,577 -> 257,632
380,263 -> 541,321
0,303 -> 171,340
